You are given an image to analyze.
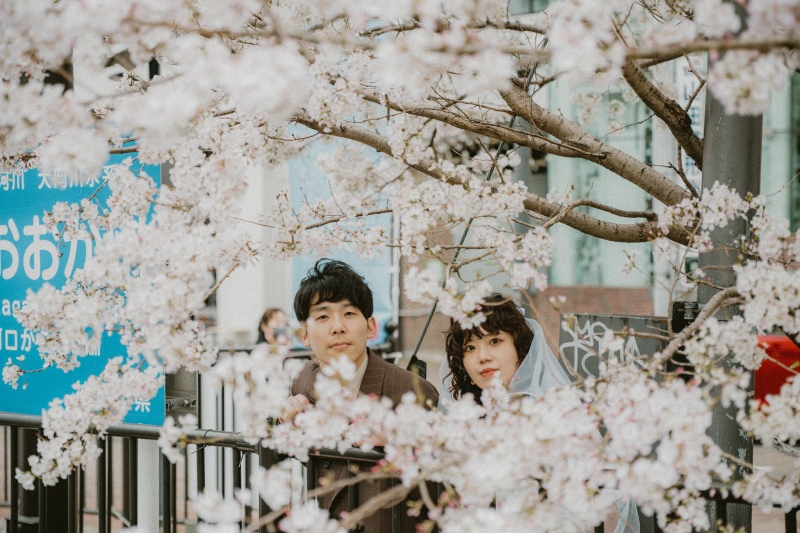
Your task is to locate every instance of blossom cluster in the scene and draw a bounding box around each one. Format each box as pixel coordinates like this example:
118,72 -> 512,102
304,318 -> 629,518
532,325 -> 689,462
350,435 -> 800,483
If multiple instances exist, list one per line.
184,358 -> 739,532
5,0 -> 800,530
17,357 -> 162,488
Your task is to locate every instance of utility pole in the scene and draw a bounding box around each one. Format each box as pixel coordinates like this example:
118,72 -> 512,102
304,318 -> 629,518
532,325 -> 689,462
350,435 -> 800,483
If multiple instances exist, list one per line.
697,4 -> 762,530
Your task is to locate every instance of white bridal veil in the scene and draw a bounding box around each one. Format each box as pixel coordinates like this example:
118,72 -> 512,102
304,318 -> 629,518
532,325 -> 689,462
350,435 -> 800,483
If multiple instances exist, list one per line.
437,319 -> 570,404
437,318 -> 640,533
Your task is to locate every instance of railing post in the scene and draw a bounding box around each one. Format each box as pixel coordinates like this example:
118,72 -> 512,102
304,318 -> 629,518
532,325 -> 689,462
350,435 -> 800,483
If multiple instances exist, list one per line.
36,476 -> 43,533
787,507 -> 798,533
129,438 -> 138,526
232,449 -> 244,528
348,467 -> 359,532
171,459 -> 178,533
196,445 -> 206,530
80,466 -> 85,533
162,453 -> 172,533
9,425 -> 18,533
122,437 -> 130,523
67,466 -> 78,533
3,427 -> 8,502
17,428 -> 39,533
107,436 -> 113,532
390,478 -> 400,533
97,438 -> 108,533
257,445 -> 279,533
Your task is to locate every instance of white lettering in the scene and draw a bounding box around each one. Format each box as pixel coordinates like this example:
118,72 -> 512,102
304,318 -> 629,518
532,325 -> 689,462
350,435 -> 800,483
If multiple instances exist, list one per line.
1,169 -> 24,191
0,219 -> 20,280
23,216 -> 59,281
5,329 -> 18,351
21,329 -> 33,352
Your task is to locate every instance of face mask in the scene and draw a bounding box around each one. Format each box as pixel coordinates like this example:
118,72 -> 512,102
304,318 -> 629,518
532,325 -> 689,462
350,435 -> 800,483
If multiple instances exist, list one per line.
272,326 -> 288,339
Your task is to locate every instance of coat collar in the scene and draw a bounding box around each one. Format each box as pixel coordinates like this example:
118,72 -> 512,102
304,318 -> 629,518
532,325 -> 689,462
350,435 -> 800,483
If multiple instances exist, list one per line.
358,350 -> 386,397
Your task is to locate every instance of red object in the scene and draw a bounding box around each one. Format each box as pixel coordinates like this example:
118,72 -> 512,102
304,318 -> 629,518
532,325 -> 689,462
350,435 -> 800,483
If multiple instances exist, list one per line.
755,334 -> 800,406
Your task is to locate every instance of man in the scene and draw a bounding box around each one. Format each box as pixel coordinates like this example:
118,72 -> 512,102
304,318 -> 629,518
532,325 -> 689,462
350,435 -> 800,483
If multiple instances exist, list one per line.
284,259 -> 439,532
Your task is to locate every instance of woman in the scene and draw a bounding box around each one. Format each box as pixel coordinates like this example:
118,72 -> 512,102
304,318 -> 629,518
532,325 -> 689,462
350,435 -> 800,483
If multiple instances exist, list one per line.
256,307 -> 290,345
440,293 -> 639,533
443,293 -> 567,402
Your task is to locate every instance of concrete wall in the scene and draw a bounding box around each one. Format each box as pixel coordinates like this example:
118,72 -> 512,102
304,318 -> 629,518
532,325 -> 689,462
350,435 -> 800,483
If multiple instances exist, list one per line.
214,162 -> 294,347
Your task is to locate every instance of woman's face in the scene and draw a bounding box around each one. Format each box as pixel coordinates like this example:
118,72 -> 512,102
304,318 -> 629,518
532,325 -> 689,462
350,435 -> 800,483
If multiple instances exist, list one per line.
462,329 -> 521,390
262,311 -> 288,342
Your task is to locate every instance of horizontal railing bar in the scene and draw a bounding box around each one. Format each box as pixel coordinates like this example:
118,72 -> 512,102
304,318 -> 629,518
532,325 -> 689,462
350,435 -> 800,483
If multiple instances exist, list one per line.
0,504 -> 190,527
305,448 -> 385,462
217,343 -> 391,356
0,412 -> 257,453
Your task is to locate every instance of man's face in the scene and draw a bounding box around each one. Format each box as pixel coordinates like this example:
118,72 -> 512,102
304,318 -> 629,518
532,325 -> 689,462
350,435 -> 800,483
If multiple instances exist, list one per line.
301,297 -> 377,368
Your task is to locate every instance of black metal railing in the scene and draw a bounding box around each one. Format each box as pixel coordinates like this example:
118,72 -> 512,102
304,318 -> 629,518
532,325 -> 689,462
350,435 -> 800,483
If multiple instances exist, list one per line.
1,412 -> 261,533
1,411 -> 798,533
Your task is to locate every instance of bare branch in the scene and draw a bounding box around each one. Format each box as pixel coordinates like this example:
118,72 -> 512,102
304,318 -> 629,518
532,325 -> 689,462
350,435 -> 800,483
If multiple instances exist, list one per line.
338,480 -> 414,530
294,115 -> 691,245
630,36 -> 800,60
360,93 -> 605,159
669,162 -> 700,198
469,20 -> 547,34
203,262 -> 241,302
542,199 -> 656,230
653,287 -> 741,367
621,57 -> 704,170
304,209 -> 394,230
500,82 -> 692,207
361,20 -> 419,37
109,145 -> 139,155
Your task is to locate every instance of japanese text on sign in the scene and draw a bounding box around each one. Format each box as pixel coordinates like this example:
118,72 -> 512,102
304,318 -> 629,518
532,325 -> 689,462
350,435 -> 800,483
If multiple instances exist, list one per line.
0,216 -> 98,281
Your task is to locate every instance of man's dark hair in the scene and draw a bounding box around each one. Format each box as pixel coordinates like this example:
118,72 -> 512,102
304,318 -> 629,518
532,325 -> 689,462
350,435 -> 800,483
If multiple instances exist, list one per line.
293,259 -> 374,322
444,293 -> 533,400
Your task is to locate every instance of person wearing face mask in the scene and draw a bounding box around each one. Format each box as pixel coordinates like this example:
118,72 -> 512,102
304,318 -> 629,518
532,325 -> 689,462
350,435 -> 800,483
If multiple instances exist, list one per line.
256,307 -> 290,346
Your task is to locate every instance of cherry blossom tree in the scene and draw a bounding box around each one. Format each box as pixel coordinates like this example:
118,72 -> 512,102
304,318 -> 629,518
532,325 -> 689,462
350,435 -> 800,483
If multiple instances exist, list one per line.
3,0 -> 800,531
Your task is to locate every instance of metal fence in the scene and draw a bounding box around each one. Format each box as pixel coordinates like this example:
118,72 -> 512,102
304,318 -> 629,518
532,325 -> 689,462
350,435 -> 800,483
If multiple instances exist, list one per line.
2,411 -> 800,532
0,412 -> 414,533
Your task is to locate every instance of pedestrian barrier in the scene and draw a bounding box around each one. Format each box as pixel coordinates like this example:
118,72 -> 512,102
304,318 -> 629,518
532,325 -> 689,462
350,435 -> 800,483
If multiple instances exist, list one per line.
1,411 -> 800,532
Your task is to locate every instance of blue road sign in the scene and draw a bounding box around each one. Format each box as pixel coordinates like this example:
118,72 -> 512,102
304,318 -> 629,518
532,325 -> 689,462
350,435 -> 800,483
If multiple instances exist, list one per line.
0,154 -> 165,425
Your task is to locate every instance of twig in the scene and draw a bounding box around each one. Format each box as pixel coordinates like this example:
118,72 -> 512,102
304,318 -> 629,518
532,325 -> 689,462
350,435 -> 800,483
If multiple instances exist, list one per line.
668,161 -> 700,198
600,113 -> 655,140
543,199 -> 656,230
653,287 -> 741,367
304,209 -> 393,230
109,145 -> 140,154
418,479 -> 437,510
338,480 -> 413,530
250,470 -> 397,532
202,263 -> 240,302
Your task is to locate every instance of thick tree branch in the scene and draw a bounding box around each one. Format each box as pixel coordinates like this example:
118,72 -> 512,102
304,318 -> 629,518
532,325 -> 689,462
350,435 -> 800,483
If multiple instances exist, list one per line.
630,36 -> 800,61
360,93 -> 604,159
293,115 -> 691,245
621,57 -> 704,170
500,82 -> 692,207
